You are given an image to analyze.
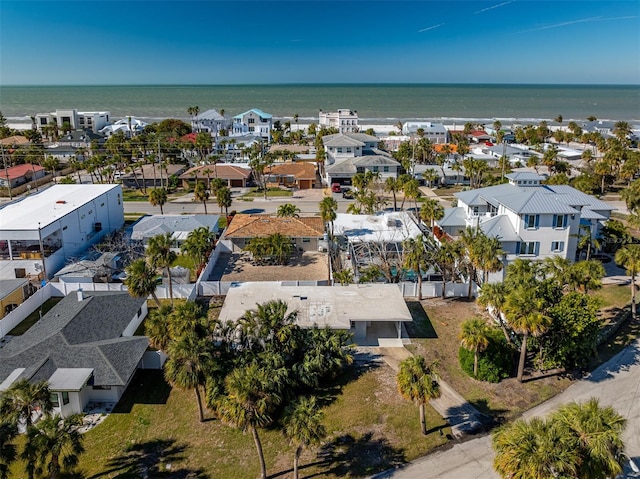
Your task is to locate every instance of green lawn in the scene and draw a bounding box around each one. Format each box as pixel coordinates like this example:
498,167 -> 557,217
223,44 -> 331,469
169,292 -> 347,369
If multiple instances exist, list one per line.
592,284 -> 631,309
7,297 -> 63,335
241,187 -> 293,198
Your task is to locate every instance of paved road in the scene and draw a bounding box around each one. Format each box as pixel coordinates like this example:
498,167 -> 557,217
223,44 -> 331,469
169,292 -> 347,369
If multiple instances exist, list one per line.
384,335 -> 640,478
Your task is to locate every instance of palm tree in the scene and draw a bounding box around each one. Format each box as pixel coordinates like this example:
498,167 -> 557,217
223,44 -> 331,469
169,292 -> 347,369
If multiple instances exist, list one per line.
504,286 -> 551,382
147,233 -> 178,305
384,177 -> 404,211
164,333 -> 214,423
124,258 -> 162,307
193,181 -> 210,214
568,260 -> 604,294
419,198 -> 444,230
493,416 -> 579,479
403,235 -> 433,300
148,187 -> 168,214
422,169 -> 440,188
181,226 -> 216,274
459,318 -> 491,377
0,379 -> 52,429
333,269 -> 354,285
319,196 -> 338,238
0,420 -> 18,479
22,414 -> 85,479
277,203 -> 301,217
213,363 -> 283,479
552,398 -> 627,479
216,186 -> 232,216
477,282 -> 512,344
144,305 -> 173,351
615,244 -> 640,319
396,355 -> 441,435
282,396 -> 326,479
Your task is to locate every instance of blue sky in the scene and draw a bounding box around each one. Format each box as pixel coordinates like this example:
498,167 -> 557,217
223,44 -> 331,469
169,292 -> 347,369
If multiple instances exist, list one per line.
1,1 -> 639,85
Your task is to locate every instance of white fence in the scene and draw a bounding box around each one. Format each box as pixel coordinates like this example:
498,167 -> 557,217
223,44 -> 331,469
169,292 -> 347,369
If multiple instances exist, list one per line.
398,281 -> 477,299
0,283 -> 54,338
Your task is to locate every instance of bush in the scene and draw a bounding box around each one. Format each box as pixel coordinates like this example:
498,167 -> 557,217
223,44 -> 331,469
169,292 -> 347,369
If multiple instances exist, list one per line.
459,328 -> 513,383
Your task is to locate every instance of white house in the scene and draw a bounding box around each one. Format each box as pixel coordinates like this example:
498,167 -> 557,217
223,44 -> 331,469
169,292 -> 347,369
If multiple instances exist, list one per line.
218,282 -> 412,345
232,109 -> 272,141
192,109 -> 231,137
436,172 -> 614,271
0,185 -> 125,280
131,215 -> 220,251
403,122 -> 448,144
322,133 -> 400,185
99,117 -> 147,138
0,291 -> 149,417
36,109 -> 111,134
319,109 -> 359,133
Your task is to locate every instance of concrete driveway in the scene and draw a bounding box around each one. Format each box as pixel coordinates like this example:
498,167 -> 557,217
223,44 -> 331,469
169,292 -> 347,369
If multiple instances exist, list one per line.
382,334 -> 640,478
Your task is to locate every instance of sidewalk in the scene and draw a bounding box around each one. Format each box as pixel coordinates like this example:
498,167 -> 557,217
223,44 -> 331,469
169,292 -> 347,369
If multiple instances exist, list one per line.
381,335 -> 640,478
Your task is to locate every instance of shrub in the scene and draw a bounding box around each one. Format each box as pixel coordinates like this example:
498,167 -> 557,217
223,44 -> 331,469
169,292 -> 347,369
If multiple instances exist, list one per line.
459,328 -> 513,383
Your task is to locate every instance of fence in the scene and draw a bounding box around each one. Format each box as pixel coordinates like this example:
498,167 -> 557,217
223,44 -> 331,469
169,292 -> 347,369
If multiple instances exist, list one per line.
397,281 -> 477,299
0,283 -> 54,338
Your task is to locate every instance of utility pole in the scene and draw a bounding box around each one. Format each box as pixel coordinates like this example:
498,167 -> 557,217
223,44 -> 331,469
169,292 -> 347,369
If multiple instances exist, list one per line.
1,145 -> 11,200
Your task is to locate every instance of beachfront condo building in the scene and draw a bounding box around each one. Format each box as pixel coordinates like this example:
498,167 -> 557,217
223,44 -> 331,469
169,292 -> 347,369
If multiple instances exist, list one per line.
403,122 -> 449,144
436,172 -> 614,278
35,109 -> 111,134
319,109 -> 359,133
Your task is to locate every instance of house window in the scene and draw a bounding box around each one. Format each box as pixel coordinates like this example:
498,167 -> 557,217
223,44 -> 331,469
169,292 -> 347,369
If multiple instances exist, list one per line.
553,214 -> 567,228
302,238 -> 310,243
524,214 -> 539,229
337,148 -> 343,153
248,118 -> 255,124
383,166 -> 389,172
517,241 -> 538,255
372,166 -> 379,172
551,241 -> 564,252
346,148 -> 352,153
50,393 -> 60,408
62,391 -> 70,405
473,206 -> 479,215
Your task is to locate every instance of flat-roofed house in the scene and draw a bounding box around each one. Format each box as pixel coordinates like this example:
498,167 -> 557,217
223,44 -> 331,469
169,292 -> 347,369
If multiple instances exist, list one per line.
219,282 -> 412,345
319,109 -> 359,133
0,291 -> 148,417
0,185 -> 125,280
222,214 -> 325,252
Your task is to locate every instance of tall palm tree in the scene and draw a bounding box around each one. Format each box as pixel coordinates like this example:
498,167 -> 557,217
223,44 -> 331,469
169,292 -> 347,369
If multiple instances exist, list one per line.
0,420 -> 18,479
403,235 -> 433,300
147,233 -> 177,305
213,363 -> 283,479
459,318 -> 491,377
21,414 -> 85,479
216,186 -> 232,216
164,333 -> 214,423
493,416 -> 579,479
193,181 -> 210,214
477,282 -> 512,344
0,379 -> 52,429
277,203 -> 301,217
181,226 -> 216,274
396,355 -> 441,435
319,196 -> 337,238
419,198 -> 444,230
282,396 -> 326,479
144,305 -> 173,351
123,258 -> 162,307
615,244 -> 640,319
552,398 -> 627,479
148,187 -> 168,214
504,286 -> 550,382
384,177 -> 404,211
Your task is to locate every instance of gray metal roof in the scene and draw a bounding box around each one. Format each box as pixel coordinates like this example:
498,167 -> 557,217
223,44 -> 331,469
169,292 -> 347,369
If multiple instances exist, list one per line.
438,207 -> 467,227
506,172 -> 545,181
0,279 -> 28,301
131,215 -> 220,241
323,134 -> 365,148
194,109 -> 226,121
0,292 -> 148,388
480,214 -> 522,242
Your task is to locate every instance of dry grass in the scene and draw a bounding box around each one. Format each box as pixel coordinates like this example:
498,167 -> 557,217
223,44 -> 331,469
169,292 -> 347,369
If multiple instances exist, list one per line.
211,251 -> 330,282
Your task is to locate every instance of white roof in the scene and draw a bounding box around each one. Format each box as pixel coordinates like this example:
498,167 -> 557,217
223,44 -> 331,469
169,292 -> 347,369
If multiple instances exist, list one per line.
0,185 -> 120,231
48,368 -> 94,391
0,368 -> 25,391
219,283 -> 412,329
333,212 -> 423,243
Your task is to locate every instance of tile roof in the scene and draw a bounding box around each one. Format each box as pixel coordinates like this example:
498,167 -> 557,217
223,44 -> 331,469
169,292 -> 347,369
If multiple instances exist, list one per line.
180,164 -> 251,180
0,135 -> 30,146
266,162 -> 316,179
0,164 -> 46,180
224,214 -> 325,239
0,292 -> 148,388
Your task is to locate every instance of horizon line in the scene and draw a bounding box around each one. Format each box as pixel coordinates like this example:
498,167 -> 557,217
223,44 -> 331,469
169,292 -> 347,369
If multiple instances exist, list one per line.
1,82 -> 639,88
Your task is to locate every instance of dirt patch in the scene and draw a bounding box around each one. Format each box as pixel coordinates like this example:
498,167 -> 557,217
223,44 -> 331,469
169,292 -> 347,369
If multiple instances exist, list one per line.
209,251 -> 329,282
408,298 -> 573,422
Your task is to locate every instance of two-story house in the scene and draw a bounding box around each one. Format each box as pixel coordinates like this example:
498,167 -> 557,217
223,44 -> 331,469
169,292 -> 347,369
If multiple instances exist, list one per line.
403,122 -> 449,144
436,172 -> 614,273
192,109 -> 231,137
322,133 -> 400,185
231,109 -> 272,141
319,109 -> 359,133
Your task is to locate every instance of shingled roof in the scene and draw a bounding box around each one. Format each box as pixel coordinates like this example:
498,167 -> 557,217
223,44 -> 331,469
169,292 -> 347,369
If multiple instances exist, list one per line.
0,292 -> 148,389
223,214 -> 324,239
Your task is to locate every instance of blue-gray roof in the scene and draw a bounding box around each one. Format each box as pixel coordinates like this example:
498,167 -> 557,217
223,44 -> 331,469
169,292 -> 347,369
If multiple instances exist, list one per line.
0,292 -> 148,388
131,215 -> 220,241
438,207 -> 467,227
234,108 -> 272,119
480,214 -> 522,242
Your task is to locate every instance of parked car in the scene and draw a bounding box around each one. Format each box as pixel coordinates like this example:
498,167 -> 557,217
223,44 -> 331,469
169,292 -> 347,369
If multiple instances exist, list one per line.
331,183 -> 342,193
342,189 -> 355,199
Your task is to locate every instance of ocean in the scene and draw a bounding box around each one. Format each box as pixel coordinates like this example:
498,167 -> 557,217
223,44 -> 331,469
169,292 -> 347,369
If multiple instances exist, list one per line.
1,84 -> 639,125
